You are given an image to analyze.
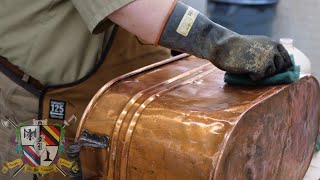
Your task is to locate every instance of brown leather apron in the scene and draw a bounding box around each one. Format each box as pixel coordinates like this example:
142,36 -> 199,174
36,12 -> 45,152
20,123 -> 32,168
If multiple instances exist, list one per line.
39,27 -> 170,140
21,26 -> 169,179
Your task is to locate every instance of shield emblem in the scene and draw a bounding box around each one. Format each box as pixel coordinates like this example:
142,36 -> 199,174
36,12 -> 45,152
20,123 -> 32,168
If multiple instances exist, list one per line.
34,139 -> 46,156
21,125 -> 61,167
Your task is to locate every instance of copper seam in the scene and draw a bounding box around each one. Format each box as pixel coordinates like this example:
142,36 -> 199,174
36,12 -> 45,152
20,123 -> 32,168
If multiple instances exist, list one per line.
76,53 -> 189,139
109,62 -> 212,179
120,68 -> 216,180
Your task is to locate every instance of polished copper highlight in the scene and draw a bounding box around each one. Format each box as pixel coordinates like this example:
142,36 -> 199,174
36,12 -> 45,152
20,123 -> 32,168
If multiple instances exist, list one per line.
76,55 -> 320,180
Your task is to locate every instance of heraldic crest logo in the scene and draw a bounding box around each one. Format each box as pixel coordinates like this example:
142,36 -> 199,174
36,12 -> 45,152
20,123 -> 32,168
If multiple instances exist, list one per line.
1,119 -> 78,177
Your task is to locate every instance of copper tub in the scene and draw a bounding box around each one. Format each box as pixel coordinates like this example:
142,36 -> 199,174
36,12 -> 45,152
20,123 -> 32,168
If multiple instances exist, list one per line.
76,54 -> 320,180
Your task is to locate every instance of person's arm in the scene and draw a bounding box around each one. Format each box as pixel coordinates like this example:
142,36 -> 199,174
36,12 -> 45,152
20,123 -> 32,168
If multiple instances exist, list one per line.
108,0 -> 176,44
108,0 -> 292,80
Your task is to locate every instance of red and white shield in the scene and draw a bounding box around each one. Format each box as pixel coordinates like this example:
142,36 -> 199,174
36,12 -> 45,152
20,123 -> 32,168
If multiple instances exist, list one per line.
20,125 -> 61,166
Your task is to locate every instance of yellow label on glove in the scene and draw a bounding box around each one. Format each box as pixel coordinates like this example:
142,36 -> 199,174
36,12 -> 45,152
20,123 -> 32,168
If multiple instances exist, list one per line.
176,7 -> 199,36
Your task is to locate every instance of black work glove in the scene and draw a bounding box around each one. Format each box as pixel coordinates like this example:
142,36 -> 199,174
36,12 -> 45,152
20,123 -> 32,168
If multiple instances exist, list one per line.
159,2 -> 293,80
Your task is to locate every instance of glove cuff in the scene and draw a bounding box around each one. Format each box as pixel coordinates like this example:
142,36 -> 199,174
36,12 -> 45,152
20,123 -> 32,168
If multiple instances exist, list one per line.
158,1 -> 238,59
154,0 -> 178,46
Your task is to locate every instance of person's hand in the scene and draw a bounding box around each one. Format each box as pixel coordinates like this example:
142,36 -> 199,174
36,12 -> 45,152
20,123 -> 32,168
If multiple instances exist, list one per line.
212,36 -> 293,80
158,1 -> 293,80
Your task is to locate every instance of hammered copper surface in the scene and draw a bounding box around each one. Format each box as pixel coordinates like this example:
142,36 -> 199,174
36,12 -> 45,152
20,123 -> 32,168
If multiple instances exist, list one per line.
76,55 -> 320,180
